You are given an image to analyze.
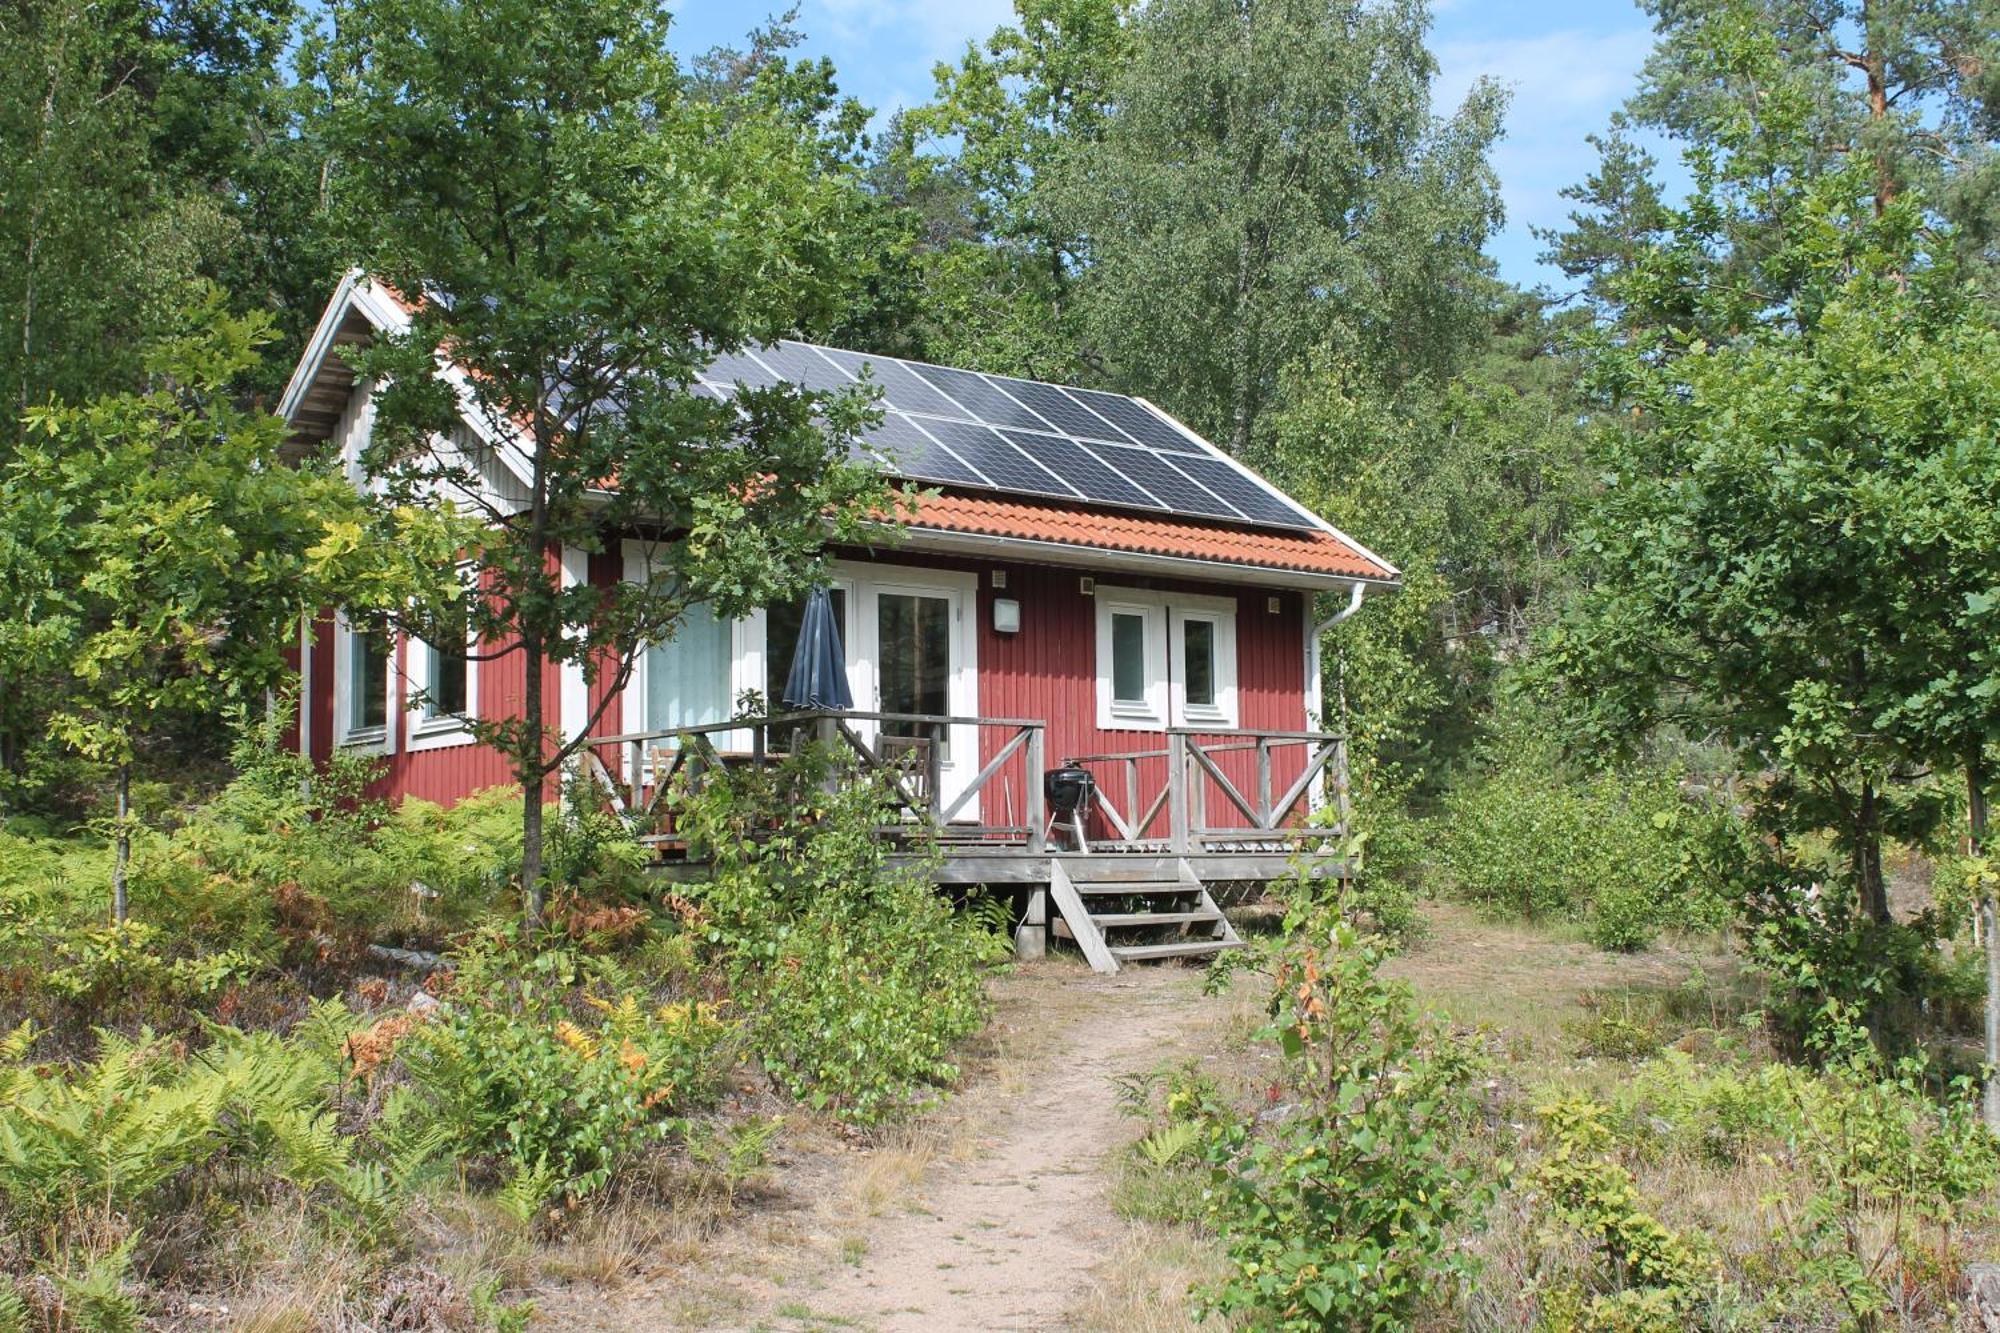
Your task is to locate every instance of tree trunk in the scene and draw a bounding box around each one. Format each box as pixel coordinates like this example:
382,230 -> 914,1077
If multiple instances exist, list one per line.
1971,745 -> 1998,1130
1855,776 -> 1890,923
520,629 -> 546,926
112,762 -> 131,924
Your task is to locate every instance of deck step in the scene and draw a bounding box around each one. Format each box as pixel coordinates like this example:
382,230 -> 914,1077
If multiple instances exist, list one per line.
1090,909 -> 1221,928
1109,940 -> 1233,962
1068,879 -> 1195,896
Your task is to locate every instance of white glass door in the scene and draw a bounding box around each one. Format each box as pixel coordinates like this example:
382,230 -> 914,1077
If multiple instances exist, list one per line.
849,569 -> 978,820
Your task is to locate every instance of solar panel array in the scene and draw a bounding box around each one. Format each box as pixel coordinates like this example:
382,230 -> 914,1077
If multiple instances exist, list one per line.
694,341 -> 1322,533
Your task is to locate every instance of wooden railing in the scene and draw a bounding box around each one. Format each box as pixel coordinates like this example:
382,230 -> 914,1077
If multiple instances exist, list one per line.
1065,728 -> 1348,854
568,711 -> 1346,860
568,710 -> 1046,853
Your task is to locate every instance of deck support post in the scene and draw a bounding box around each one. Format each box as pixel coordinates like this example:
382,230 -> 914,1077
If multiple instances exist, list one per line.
1167,731 -> 1189,855
1015,885 -> 1047,960
1025,725 -> 1046,854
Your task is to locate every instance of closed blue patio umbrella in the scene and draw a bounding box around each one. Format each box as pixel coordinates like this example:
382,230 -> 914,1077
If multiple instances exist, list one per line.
781,586 -> 852,711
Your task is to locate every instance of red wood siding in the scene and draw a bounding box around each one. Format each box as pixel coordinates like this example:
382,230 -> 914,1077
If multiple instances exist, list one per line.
302,544 -> 1314,823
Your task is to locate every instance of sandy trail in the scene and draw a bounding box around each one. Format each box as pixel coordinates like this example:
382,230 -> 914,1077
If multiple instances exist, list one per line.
769,966 -> 1216,1332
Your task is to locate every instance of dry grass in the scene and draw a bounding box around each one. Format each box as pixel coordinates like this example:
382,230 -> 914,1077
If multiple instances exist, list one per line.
1071,1222 -> 1227,1333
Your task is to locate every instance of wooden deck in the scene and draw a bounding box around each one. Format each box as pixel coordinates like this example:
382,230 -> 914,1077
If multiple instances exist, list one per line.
570,709 -> 1350,971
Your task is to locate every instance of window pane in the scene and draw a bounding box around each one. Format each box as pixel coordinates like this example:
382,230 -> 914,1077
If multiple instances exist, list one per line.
427,644 -> 468,717
1183,619 -> 1215,707
647,603 -> 732,732
878,593 -> 951,721
765,590 -> 847,709
353,630 -> 388,730
879,592 -> 952,763
1111,612 -> 1146,704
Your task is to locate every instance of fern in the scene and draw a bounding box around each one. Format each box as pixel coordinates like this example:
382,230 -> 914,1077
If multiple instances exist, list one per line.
496,1159 -> 560,1228
1138,1121 -> 1202,1168
51,1241 -> 140,1333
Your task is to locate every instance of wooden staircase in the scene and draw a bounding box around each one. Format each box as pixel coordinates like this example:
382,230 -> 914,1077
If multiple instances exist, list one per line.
1046,856 -> 1242,975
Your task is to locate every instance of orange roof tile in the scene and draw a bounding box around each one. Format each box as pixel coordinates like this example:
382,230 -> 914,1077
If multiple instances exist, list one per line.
900,490 -> 1395,582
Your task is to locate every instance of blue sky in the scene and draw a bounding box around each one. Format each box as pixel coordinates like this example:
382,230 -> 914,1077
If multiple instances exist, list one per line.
667,1 -> 1665,292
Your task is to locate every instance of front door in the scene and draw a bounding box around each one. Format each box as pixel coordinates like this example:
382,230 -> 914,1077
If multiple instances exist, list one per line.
849,568 -> 979,820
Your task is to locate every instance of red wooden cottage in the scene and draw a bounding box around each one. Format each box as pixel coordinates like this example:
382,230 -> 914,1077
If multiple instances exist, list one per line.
279,275 -> 1398,970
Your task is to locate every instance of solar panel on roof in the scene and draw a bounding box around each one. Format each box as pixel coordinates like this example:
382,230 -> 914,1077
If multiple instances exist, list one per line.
1068,389 -> 1204,454
747,342 -> 856,394
862,412 -> 988,486
818,349 -> 964,418
917,419 -> 1076,497
997,430 -> 1156,508
1168,453 -> 1319,527
696,339 -> 1324,534
911,365 -> 1050,432
1092,444 -> 1235,520
703,348 -> 784,390
991,378 -> 1138,444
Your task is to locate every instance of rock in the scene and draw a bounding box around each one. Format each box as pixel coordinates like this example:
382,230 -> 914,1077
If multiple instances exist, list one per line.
1970,1262 -> 2000,1332
407,990 -> 442,1017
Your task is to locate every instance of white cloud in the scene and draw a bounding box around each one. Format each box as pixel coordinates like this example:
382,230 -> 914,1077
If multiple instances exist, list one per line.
1433,26 -> 1656,283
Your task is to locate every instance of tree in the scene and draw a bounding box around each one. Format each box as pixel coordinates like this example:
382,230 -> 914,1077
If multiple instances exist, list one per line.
0,293 -> 414,919
1548,162 -> 2000,929
321,0 -> 895,921
1270,285 -> 1590,792
880,0 -> 1135,374
1045,0 -> 1505,457
1554,0 -> 1999,323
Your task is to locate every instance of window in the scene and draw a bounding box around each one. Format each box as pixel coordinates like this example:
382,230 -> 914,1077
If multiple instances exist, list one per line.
646,600 -> 733,732
335,613 -> 393,752
1095,589 -> 1237,730
1170,608 -> 1236,726
353,630 -> 389,730
427,647 -> 468,719
1183,618 -> 1215,708
1096,597 -> 1166,728
1111,612 -> 1149,705
406,623 -> 478,749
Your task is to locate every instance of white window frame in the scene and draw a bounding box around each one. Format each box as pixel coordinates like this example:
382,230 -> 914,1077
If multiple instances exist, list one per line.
1096,596 -> 1169,730
405,629 -> 479,751
1095,587 -> 1239,731
332,611 -> 396,755
1172,603 -> 1239,729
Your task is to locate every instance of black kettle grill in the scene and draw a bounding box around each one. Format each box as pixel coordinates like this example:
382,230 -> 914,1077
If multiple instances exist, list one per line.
1044,765 -> 1096,850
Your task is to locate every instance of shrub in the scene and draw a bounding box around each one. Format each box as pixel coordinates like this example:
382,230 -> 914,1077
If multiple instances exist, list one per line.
1438,753 -> 1745,951
391,941 -> 731,1205
1196,908 -> 1493,1329
0,1014 -> 392,1299
672,748 -> 998,1123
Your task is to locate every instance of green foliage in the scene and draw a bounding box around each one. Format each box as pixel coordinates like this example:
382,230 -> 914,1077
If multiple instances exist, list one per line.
1196,910 -> 1493,1329
321,0 -> 899,908
0,1017 -> 388,1289
1047,0 -> 1505,455
672,750 -> 994,1123
1531,1004 -> 2000,1328
1534,1094 -> 1719,1324
1434,742 -> 1746,951
389,943 -> 731,1203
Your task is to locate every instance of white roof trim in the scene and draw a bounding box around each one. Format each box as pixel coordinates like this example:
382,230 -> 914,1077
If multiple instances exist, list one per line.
280,272 -> 538,492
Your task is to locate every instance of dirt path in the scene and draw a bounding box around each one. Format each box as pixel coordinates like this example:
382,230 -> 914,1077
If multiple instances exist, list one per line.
772,967 -> 1214,1331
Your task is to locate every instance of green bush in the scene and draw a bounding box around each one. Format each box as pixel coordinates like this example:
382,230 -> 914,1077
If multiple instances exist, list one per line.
0,1012 -> 392,1305
1195,908 -> 1493,1329
392,941 -> 731,1204
1438,754 -> 1745,951
672,749 -> 998,1123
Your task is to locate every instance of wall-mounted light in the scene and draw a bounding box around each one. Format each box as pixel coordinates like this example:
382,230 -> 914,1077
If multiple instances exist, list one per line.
1267,595 -> 1282,615
993,598 -> 1021,634
1079,576 -> 1095,596
992,569 -> 1008,589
